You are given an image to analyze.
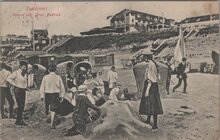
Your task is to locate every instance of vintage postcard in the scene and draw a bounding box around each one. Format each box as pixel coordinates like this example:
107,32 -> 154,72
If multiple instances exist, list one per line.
0,1 -> 219,140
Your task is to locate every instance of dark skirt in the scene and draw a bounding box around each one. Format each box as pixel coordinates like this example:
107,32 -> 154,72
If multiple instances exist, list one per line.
139,80 -> 163,115
54,99 -> 75,116
50,97 -> 75,116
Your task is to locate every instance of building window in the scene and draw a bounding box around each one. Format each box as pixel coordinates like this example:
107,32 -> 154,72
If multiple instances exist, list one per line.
95,56 -> 107,66
132,19 -> 134,23
146,15 -> 150,19
144,22 -> 148,26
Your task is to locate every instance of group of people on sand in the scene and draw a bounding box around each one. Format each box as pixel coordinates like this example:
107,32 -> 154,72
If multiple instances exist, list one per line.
0,51 -> 188,136
0,60 -> 129,136
40,64 -> 132,136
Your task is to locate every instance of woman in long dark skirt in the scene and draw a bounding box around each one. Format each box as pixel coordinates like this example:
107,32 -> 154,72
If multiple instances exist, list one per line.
139,54 -> 163,129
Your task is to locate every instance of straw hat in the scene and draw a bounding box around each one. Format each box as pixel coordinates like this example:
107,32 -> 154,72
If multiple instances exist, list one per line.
78,85 -> 87,93
70,87 -> 77,93
80,67 -> 86,71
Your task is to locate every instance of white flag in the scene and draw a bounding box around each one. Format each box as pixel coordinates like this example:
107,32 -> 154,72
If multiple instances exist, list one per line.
174,27 -> 186,64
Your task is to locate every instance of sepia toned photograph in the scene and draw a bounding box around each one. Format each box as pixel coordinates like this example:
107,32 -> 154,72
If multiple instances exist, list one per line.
0,1 -> 219,140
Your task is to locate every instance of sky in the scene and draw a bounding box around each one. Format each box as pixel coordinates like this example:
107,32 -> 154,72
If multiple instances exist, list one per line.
0,1 -> 219,37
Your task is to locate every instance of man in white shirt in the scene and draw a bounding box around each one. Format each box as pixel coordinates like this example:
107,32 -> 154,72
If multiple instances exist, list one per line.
107,66 -> 118,93
40,64 -> 65,129
7,61 -> 28,126
0,63 -> 15,119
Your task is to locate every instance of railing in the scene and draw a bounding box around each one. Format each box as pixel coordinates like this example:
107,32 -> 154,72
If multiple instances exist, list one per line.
151,39 -> 168,53
184,28 -> 199,39
43,37 -> 72,53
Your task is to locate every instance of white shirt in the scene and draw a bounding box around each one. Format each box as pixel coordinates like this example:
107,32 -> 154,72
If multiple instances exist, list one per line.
71,94 -> 77,106
40,72 -> 65,98
107,70 -> 118,88
7,69 -> 27,89
83,79 -> 99,90
109,87 -> 120,101
0,69 -> 11,87
145,60 -> 160,83
95,77 -> 104,94
86,92 -> 96,105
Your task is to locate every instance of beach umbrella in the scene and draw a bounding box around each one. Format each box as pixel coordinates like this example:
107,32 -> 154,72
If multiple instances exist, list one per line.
33,64 -> 46,88
133,61 -> 168,98
56,61 -> 75,89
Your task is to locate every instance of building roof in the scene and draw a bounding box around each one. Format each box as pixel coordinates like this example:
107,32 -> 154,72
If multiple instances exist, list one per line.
65,54 -> 89,57
0,44 -> 13,48
80,26 -> 125,35
31,29 -> 48,35
38,54 -> 57,57
1,35 -> 30,41
15,51 -> 46,58
180,14 -> 219,24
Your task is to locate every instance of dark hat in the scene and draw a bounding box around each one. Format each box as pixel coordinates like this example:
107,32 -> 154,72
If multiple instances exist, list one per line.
48,64 -> 57,72
111,66 -> 115,69
19,61 -> 28,66
182,57 -> 187,61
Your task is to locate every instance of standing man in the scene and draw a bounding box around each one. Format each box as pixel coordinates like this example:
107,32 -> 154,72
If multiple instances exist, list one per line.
107,66 -> 118,93
173,57 -> 188,93
139,54 -> 163,129
40,64 -> 65,129
165,57 -> 172,95
0,63 -> 15,119
7,61 -> 28,126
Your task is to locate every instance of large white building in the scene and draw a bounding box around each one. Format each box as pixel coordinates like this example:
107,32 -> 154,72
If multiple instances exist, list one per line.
110,9 -> 175,32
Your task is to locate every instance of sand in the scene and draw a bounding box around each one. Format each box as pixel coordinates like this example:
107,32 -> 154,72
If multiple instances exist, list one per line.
0,71 -> 219,140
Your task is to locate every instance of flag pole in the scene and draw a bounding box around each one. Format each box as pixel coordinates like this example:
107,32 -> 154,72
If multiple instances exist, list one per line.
32,20 -> 35,51
124,13 -> 126,33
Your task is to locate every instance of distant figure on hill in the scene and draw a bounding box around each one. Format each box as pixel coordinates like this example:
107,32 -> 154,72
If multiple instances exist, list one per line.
173,57 -> 188,93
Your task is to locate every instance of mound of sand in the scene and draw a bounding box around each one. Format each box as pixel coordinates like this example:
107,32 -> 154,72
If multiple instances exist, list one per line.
88,100 -> 150,140
23,99 -> 150,140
